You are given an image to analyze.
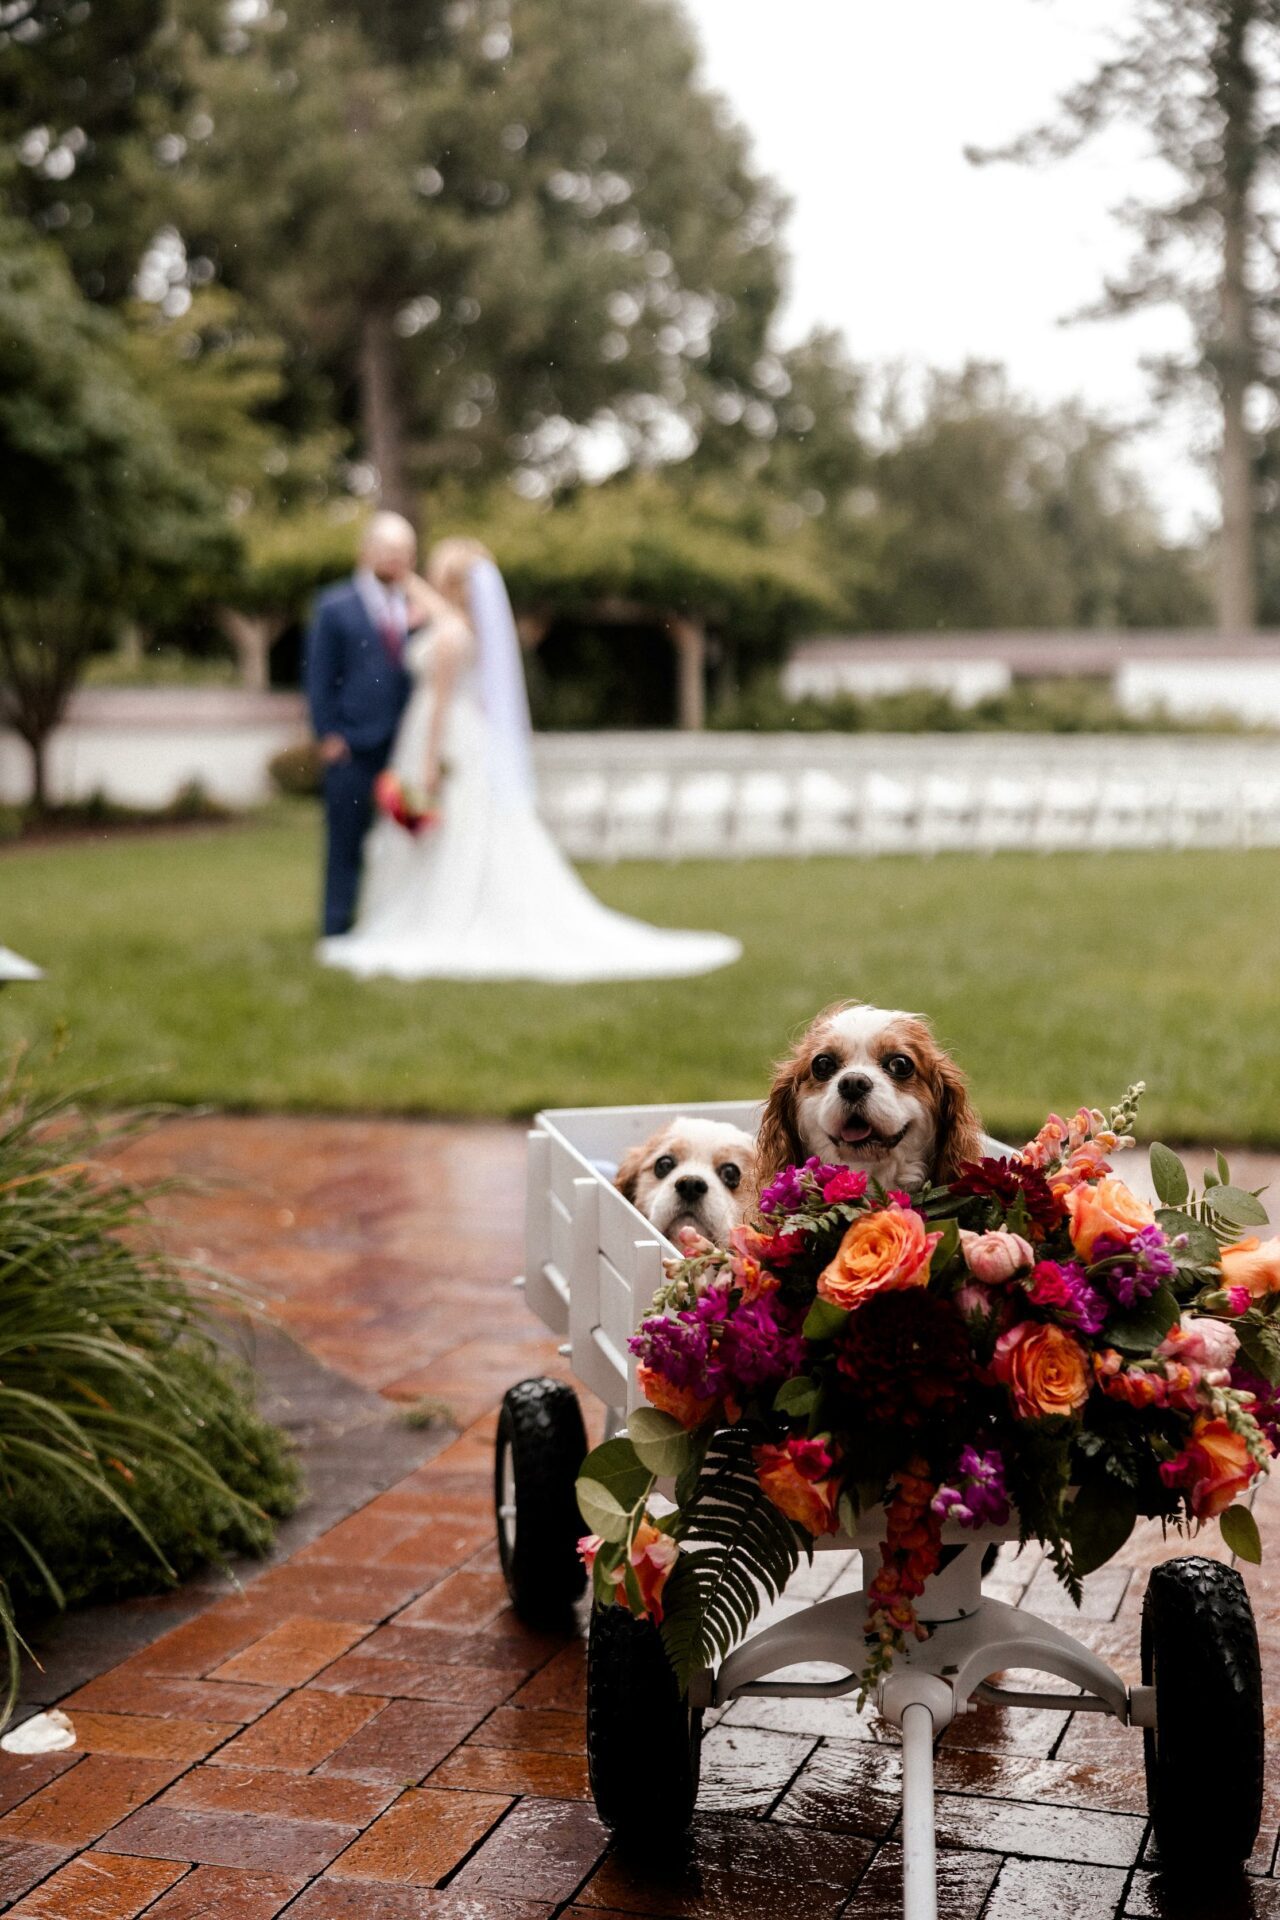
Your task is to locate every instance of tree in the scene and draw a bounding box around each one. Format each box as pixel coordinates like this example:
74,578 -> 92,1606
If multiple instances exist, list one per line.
0,219 -> 226,804
169,0 -> 788,508
0,0 -> 193,300
855,366 -> 1208,632
969,0 -> 1280,634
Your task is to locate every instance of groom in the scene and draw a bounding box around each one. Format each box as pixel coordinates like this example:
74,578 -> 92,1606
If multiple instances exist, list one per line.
305,513 -> 417,936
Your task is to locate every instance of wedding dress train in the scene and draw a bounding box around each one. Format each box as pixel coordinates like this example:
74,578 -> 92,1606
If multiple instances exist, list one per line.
318,561 -> 740,983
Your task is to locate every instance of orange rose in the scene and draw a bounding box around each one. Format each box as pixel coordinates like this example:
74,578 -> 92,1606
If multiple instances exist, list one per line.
992,1319 -> 1090,1420
1064,1176 -> 1156,1260
817,1207 -> 941,1313
636,1362 -> 716,1431
1160,1415 -> 1258,1521
1220,1235 -> 1280,1301
754,1438 -> 842,1537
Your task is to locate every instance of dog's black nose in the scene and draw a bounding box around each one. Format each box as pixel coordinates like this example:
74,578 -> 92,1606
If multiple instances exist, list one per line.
675,1175 -> 708,1202
838,1072 -> 872,1104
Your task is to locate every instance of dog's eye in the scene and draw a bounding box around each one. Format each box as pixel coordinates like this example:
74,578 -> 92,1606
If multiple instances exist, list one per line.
653,1154 -> 677,1178
884,1053 -> 915,1081
719,1163 -> 741,1191
811,1052 -> 839,1081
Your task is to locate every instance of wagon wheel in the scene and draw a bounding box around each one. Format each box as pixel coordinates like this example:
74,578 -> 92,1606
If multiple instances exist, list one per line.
587,1603 -> 703,1837
1142,1555 -> 1264,1869
494,1377 -> 587,1627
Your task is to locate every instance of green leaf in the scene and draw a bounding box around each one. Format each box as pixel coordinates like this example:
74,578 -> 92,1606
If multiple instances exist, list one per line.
628,1407 -> 695,1477
837,1490 -> 858,1537
1155,1210 -> 1221,1269
1149,1143 -> 1189,1207
1105,1284 -> 1180,1354
1204,1168 -> 1220,1189
1236,1317 -> 1280,1386
1216,1150 -> 1232,1186
1069,1479 -> 1136,1577
575,1436 -> 653,1540
802,1296 -> 848,1342
1220,1503 -> 1262,1565
930,1217 -> 960,1276
773,1377 -> 819,1417
576,1478 -> 633,1543
1206,1186 -> 1271,1229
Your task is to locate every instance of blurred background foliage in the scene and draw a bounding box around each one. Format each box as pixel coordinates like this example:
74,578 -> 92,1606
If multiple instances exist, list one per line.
0,0 -> 1237,754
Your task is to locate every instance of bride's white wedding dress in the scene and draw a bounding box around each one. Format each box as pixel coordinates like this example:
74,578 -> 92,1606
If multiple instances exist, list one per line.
318,561 -> 740,983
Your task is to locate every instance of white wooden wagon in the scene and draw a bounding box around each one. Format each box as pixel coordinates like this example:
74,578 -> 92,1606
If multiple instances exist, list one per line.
495,1103 -> 1264,1920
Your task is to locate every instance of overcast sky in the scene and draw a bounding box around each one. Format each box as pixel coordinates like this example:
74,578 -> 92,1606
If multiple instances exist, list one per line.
684,0 -> 1214,535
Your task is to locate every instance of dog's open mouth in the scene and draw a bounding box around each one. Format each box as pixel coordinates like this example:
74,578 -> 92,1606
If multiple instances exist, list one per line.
828,1117 -> 910,1158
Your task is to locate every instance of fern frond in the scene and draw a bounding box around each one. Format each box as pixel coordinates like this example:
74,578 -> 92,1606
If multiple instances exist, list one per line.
660,1428 -> 801,1691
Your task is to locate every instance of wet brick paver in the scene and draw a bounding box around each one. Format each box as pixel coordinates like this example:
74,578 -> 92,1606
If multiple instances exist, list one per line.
0,1115 -> 1276,1918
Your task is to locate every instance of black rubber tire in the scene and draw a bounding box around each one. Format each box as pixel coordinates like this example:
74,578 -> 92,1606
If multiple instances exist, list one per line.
494,1377 -> 587,1627
587,1602 -> 703,1836
1142,1555 -> 1264,1868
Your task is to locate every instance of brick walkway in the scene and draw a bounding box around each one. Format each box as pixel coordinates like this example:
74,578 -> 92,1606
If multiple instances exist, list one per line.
0,1117 -> 1278,1920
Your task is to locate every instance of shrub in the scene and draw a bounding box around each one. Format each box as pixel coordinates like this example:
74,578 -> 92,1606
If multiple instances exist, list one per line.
0,1053 -> 299,1715
268,740 -> 324,797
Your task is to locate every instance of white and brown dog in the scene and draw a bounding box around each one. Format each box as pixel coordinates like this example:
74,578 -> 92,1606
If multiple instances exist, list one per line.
615,1118 -> 757,1247
757,1002 -> 983,1193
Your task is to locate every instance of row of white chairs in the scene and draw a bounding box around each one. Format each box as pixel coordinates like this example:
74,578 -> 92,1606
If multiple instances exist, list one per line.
539,766 -> 1280,859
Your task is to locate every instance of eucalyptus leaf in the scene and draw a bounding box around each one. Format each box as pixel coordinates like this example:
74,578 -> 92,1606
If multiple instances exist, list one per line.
1149,1143 -> 1189,1207
627,1407 -> 695,1477
1217,1150 -> 1232,1186
774,1377 -> 819,1418
1220,1503 -> 1262,1565
837,1490 -> 858,1537
1105,1284 -> 1180,1354
1205,1186 -> 1270,1229
576,1477 -> 633,1543
802,1296 -> 849,1342
1155,1210 -> 1221,1269
1069,1479 -> 1136,1577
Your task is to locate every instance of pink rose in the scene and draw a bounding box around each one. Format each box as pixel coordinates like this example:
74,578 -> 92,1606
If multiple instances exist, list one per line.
1158,1314 -> 1239,1375
961,1229 -> 1035,1285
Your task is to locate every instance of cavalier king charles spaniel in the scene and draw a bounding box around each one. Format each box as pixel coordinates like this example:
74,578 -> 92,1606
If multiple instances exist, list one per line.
757,1002 -> 983,1193
615,1117 -> 757,1247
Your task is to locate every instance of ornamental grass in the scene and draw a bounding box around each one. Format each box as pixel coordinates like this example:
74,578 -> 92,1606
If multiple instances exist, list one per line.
0,1049 -> 297,1719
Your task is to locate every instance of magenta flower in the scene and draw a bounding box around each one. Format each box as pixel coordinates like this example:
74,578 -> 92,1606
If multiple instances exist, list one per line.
1025,1259 -> 1108,1336
1090,1225 -> 1175,1308
718,1296 -> 807,1393
932,1446 -> 1010,1529
822,1167 -> 869,1205
759,1156 -> 845,1217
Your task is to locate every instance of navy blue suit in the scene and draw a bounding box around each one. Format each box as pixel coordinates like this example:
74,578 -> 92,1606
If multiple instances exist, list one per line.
305,579 -> 412,936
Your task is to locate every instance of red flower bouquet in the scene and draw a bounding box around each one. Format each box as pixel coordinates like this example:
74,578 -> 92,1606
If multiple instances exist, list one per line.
576,1085 -> 1279,1696
374,770 -> 442,835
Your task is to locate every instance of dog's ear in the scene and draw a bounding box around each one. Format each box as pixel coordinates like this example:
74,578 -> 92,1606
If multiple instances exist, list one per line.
755,1057 -> 806,1187
934,1052 -> 984,1182
614,1141 -> 649,1204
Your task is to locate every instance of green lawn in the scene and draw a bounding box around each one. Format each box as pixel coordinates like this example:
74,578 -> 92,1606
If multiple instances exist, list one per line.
2,808 -> 1279,1145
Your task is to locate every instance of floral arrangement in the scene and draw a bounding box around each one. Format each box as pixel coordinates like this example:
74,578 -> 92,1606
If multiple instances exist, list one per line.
575,1088 -> 1280,1697
374,769 -> 442,834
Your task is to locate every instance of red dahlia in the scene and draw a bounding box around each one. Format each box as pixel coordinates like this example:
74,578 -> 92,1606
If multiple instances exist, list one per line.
835,1290 -> 972,1427
950,1157 -> 1064,1236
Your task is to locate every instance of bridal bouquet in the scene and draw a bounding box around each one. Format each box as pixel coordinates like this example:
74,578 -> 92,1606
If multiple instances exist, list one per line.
575,1087 -> 1280,1696
374,769 -> 443,835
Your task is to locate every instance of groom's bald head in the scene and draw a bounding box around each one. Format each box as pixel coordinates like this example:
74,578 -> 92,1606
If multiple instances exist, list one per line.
361,511 -> 417,583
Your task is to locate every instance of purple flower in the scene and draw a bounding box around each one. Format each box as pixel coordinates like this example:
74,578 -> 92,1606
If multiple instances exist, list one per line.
1090,1226 -> 1176,1309
759,1156 -> 844,1217
932,1446 -> 1011,1529
629,1287 -> 806,1403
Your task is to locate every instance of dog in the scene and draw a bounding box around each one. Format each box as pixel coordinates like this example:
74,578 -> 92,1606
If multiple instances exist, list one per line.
756,1002 -> 983,1193
615,1118 -> 758,1247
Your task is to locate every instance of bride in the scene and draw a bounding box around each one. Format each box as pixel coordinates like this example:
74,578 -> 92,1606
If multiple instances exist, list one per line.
318,538 -> 741,982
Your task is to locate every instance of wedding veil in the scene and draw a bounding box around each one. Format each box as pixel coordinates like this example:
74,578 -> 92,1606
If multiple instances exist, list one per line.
468,555 -> 537,809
